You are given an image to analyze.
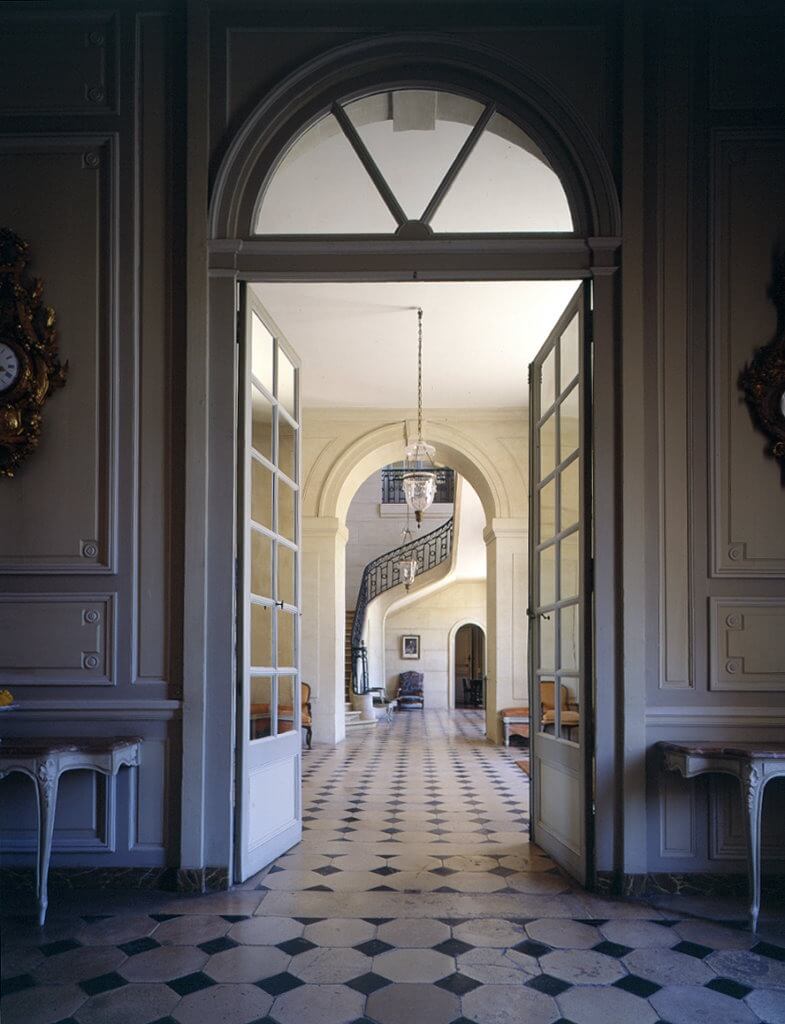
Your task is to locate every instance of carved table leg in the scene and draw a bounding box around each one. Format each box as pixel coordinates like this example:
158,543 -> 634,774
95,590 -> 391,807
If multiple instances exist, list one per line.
34,758 -> 60,927
739,762 -> 765,933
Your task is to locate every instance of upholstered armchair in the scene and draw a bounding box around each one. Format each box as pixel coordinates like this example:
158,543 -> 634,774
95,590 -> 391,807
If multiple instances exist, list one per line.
397,671 -> 425,710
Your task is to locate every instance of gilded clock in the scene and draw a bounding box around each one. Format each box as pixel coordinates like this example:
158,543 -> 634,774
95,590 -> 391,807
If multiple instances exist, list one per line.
0,229 -> 67,477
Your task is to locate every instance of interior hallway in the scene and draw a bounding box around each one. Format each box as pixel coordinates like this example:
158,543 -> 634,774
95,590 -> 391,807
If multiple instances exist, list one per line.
2,711 -> 785,1024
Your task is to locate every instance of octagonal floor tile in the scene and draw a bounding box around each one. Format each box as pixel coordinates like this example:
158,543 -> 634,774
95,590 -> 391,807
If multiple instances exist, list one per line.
271,982 -> 365,1024
172,981 -> 274,1024
366,981 -> 460,1024
462,982 -> 560,1024
289,946 -> 370,983
204,944 -> 290,982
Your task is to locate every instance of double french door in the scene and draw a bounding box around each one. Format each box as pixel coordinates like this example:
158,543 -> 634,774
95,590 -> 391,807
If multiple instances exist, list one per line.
236,285 -> 303,881
528,283 -> 593,885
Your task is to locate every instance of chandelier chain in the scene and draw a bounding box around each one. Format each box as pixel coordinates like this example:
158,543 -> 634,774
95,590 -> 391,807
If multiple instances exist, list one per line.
417,307 -> 423,441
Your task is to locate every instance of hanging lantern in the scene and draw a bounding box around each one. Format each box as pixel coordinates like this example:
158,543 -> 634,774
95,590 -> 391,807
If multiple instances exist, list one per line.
403,308 -> 438,525
397,512 -> 418,591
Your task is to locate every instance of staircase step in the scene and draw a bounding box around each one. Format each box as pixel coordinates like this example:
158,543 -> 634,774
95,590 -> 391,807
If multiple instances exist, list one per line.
345,716 -> 377,729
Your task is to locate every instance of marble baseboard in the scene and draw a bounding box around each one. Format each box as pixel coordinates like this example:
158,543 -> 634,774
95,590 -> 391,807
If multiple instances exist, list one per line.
596,871 -> 785,898
175,866 -> 229,893
0,866 -> 177,893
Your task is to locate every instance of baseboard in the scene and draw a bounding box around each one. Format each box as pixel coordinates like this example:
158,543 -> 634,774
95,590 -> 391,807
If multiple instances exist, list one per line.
596,870 -> 785,898
0,864 -> 230,895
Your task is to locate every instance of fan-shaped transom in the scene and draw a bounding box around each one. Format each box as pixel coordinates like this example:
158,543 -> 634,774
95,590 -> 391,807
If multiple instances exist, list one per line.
254,87 -> 574,236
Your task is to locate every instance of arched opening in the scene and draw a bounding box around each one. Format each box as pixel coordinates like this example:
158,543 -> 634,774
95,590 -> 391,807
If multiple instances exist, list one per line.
199,32 -> 620,891
452,622 -> 486,710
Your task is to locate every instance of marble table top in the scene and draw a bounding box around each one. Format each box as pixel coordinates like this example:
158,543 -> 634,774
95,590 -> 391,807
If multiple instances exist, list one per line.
658,740 -> 785,760
0,736 -> 142,759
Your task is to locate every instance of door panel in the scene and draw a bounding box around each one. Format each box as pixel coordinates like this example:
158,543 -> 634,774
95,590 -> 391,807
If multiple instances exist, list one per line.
237,285 -> 303,881
528,283 -> 592,885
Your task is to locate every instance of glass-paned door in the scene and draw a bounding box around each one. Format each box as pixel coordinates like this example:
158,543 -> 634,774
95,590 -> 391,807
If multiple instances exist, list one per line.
528,283 -> 592,885
237,285 -> 303,881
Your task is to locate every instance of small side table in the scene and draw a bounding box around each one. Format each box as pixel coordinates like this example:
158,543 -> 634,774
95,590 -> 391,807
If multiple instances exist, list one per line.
0,736 -> 141,925
658,741 -> 785,931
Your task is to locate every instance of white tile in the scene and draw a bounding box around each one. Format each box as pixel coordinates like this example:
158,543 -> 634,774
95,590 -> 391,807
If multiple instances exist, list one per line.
558,985 -> 659,1024
462,982 -> 560,1024
650,984 -> 758,1024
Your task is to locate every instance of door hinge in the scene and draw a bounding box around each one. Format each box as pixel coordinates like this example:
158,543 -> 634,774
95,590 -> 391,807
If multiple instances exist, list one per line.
236,308 -> 242,343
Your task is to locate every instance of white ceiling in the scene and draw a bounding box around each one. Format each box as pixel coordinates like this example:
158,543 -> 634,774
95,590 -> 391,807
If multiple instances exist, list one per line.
251,280 -> 580,409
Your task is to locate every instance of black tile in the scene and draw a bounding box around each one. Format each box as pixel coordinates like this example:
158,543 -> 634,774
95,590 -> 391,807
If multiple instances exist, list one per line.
199,935 -> 238,955
514,939 -> 551,958
354,939 -> 394,957
221,914 -> 250,922
39,938 -> 82,957
277,937 -> 317,956
370,865 -> 399,876
526,973 -> 571,996
593,940 -> 633,959
313,865 -> 342,876
147,1019 -> 179,1024
119,936 -> 161,957
2,974 -> 36,996
614,975 -> 661,998
81,914 -> 112,924
79,971 -> 128,996
345,971 -> 391,995
575,918 -> 607,927
448,1018 -> 480,1024
52,1019 -> 81,1024
304,884 -> 333,891
369,884 -> 397,892
435,972 -> 482,995
293,917 -> 324,925
167,971 -> 216,997
671,940 -> 712,959
431,866 -> 458,876
433,938 -> 475,956
752,940 -> 785,962
268,864 -> 287,872
256,972 -> 305,996
363,917 -> 393,926
553,1019 -> 580,1024
705,977 -> 752,999
150,913 -> 181,922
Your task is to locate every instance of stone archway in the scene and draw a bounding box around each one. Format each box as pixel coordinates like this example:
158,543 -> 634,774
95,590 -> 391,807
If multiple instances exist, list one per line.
302,418 -> 527,745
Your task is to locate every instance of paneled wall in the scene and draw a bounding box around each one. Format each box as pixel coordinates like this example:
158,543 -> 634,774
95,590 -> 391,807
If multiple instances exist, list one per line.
644,2 -> 785,876
0,5 -> 184,870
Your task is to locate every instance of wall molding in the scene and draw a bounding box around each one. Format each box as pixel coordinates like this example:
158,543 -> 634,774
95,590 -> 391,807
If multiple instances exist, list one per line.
5,699 -> 182,721
646,706 -> 785,728
710,597 -> 785,692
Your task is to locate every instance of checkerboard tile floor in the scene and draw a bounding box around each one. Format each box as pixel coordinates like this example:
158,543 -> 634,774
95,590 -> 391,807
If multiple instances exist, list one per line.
3,710 -> 785,1024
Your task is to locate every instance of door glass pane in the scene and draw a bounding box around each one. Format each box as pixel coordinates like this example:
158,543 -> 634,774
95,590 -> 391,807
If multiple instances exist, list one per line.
560,603 -> 579,673
541,347 -> 556,413
539,412 -> 556,480
560,529 -> 579,601
278,479 -> 296,543
538,677 -> 557,734
277,676 -> 296,736
559,676 -> 579,741
277,543 -> 296,607
560,313 -> 579,390
539,543 -> 556,607
256,113 -> 397,234
277,347 -> 297,419
250,602 -> 272,668
251,314 -> 274,394
431,111 -> 574,232
538,614 -> 555,672
560,458 -> 580,531
250,677 -> 273,740
277,608 -> 296,669
251,459 -> 273,530
539,479 -> 556,539
278,414 -> 296,481
345,90 -> 485,220
560,384 -> 580,462
252,389 -> 274,462
251,529 -> 273,598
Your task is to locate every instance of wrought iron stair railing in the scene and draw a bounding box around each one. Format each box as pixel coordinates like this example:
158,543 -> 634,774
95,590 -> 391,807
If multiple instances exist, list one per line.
350,515 -> 454,694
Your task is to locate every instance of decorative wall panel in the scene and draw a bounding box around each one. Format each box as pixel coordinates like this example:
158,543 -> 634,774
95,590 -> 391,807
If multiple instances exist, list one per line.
711,130 -> 785,576
658,771 -> 696,858
0,595 -> 114,686
0,136 -> 115,573
709,12 -> 785,111
0,770 -> 113,853
0,13 -> 116,115
709,774 -> 785,861
129,738 -> 168,851
710,598 -> 785,692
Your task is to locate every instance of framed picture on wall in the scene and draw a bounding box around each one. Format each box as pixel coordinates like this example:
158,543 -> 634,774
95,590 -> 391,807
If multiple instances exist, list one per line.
401,634 -> 420,659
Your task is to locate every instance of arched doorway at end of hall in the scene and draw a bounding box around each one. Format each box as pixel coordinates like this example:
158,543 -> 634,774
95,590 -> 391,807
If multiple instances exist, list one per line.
449,621 -> 486,711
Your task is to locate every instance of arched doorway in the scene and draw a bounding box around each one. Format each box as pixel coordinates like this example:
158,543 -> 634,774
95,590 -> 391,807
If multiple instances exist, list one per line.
191,33 -> 622,889
452,622 -> 486,710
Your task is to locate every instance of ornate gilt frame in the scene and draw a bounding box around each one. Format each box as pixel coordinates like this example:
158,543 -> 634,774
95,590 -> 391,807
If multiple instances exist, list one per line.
739,258 -> 785,468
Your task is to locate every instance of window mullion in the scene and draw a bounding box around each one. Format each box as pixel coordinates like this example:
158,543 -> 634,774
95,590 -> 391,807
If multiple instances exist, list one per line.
420,103 -> 496,225
332,101 -> 407,227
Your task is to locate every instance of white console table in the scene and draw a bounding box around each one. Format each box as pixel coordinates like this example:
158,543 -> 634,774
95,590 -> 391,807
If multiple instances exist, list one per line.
0,736 -> 141,925
659,741 -> 785,932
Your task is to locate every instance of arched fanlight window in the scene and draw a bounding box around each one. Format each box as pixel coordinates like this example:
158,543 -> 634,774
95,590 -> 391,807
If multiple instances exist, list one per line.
254,88 -> 574,236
